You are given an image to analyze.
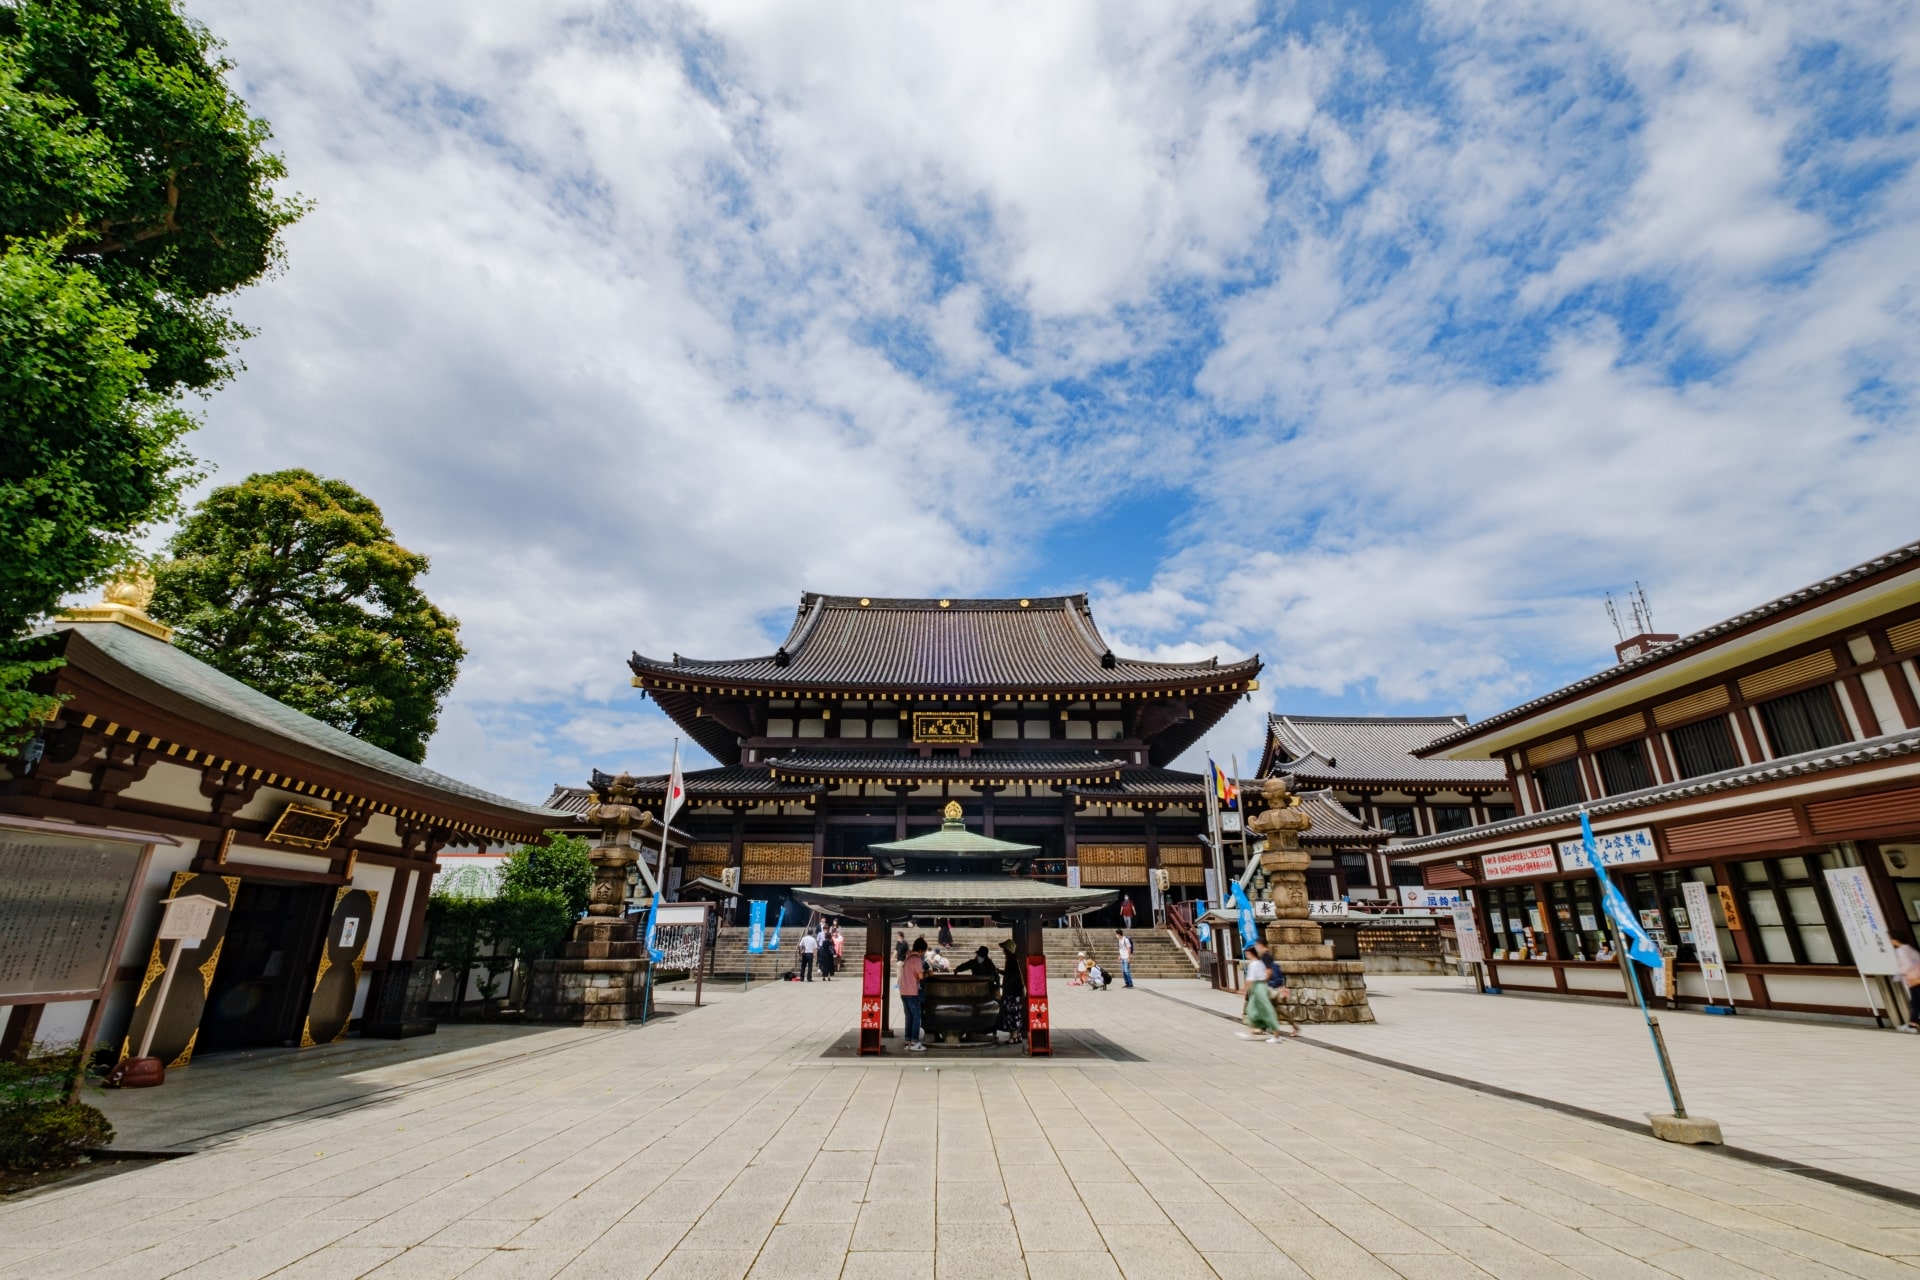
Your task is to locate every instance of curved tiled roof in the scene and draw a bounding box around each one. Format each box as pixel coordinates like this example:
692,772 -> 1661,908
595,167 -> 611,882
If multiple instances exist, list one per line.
631,593 -> 1260,692
545,767 -> 822,812
1419,539 -> 1920,756
1292,790 -> 1394,846
1265,715 -> 1509,788
794,875 -> 1120,915
767,748 -> 1122,784
55,621 -> 566,832
1393,725 -> 1920,857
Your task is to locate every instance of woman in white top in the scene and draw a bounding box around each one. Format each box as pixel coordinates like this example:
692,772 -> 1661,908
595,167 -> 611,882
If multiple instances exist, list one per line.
1238,944 -> 1284,1041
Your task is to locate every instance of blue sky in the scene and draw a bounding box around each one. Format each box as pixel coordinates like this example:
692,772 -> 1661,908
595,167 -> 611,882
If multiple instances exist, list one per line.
176,0 -> 1920,798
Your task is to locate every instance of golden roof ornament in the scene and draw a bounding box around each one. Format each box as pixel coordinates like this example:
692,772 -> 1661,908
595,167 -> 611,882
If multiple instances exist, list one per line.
941,799 -> 964,828
57,568 -> 172,641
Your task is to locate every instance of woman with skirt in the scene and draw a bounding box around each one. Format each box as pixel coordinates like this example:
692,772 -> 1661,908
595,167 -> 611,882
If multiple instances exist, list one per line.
1238,944 -> 1284,1042
995,938 -> 1026,1045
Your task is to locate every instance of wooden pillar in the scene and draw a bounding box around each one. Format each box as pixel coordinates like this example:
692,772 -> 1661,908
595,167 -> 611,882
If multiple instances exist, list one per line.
812,806 -> 826,888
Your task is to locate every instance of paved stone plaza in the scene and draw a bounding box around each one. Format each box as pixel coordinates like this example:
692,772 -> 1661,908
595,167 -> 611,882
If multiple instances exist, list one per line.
6,978 -> 1920,1280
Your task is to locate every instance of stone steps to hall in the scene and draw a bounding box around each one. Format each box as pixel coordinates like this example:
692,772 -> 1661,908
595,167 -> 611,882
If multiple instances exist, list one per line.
702,925 -> 1204,980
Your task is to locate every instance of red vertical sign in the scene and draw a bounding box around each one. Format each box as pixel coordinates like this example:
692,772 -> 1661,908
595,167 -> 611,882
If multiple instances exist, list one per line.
859,955 -> 884,1055
1026,954 -> 1050,1056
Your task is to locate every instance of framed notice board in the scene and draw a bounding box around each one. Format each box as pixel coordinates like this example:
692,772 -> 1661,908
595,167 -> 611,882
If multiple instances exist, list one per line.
0,815 -> 163,1005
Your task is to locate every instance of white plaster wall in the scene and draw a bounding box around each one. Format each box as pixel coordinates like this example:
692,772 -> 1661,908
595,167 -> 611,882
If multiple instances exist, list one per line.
348,863 -> 396,960
116,759 -> 211,810
225,845 -> 331,874
1763,973 -> 1877,1012
232,786 -> 313,822
358,811 -> 403,851
1862,669 -> 1906,731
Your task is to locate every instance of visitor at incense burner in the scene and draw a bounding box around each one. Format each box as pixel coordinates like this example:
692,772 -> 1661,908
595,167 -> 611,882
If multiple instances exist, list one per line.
995,939 -> 1026,1045
926,946 -> 952,973
956,945 -> 997,977
899,938 -> 927,1052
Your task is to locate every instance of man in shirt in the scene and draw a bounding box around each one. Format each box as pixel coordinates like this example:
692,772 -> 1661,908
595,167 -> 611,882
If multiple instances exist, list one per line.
1115,929 -> 1135,989
899,938 -> 928,1052
798,930 -> 817,981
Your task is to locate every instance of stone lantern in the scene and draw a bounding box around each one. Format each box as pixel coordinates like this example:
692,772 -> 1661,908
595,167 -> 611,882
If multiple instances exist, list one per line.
525,770 -> 655,1023
1245,776 -> 1374,1024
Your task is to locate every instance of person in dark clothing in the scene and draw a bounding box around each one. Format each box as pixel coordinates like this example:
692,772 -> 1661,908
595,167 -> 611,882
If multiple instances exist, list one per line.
895,931 -> 910,963
956,945 -> 997,977
938,918 -> 954,946
995,939 -> 1026,1045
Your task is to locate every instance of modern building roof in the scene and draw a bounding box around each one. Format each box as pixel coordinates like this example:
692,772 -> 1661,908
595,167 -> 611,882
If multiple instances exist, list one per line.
1260,715 -> 1509,788
1391,724 -> 1920,860
50,620 -> 565,834
1418,539 -> 1920,758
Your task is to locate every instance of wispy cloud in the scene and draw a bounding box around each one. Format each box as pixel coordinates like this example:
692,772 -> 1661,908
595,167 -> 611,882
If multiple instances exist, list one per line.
182,0 -> 1920,796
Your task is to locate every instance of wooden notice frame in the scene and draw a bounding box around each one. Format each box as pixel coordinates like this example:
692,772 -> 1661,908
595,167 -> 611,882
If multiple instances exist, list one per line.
0,813 -> 177,1063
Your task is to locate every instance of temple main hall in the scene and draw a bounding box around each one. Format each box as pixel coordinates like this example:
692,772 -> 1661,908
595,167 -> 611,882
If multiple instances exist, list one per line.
562,593 -> 1267,928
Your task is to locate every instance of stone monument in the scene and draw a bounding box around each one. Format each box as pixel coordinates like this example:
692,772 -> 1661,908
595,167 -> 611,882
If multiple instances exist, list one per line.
525,770 -> 654,1024
1246,776 -> 1375,1024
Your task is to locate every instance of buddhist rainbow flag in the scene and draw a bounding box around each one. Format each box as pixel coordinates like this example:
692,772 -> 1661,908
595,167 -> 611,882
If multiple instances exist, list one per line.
1208,757 -> 1238,811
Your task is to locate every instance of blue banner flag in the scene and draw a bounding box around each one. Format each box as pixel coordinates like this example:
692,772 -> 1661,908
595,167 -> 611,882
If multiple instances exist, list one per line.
643,889 -> 663,963
746,900 -> 767,954
1228,880 -> 1259,953
1194,899 -> 1211,948
767,901 -> 785,952
1581,813 -> 1662,969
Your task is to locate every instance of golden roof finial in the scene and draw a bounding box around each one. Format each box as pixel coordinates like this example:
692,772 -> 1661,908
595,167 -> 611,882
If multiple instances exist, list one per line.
57,566 -> 172,641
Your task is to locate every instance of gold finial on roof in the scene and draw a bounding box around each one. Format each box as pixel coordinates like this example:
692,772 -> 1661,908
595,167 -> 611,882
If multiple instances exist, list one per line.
58,567 -> 172,641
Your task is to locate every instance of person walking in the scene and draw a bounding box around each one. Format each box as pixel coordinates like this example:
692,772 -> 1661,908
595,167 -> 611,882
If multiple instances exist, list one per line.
995,939 -> 1026,1046
938,918 -> 954,947
1897,937 -> 1920,1032
1238,944 -> 1285,1041
1119,895 -> 1136,931
817,924 -> 836,981
895,931 -> 910,963
1257,940 -> 1301,1037
798,929 -> 817,981
1115,929 -> 1135,989
900,938 -> 928,1053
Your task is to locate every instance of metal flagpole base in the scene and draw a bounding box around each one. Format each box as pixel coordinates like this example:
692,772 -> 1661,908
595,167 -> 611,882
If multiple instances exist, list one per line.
1649,1113 -> 1723,1145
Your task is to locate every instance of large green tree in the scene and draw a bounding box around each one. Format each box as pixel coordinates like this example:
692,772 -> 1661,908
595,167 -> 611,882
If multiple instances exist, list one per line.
0,0 -> 302,737
149,470 -> 465,762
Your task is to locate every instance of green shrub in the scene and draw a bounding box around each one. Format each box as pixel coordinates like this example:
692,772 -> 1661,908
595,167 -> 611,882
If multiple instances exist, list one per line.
0,1049 -> 112,1172
0,1100 -> 113,1172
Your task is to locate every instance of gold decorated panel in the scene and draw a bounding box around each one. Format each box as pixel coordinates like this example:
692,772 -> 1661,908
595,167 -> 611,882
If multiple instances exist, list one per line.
1164,865 -> 1206,886
1078,864 -> 1148,886
687,842 -> 731,869
742,841 -> 813,884
1157,845 -> 1204,866
912,711 -> 979,744
1076,844 -> 1147,867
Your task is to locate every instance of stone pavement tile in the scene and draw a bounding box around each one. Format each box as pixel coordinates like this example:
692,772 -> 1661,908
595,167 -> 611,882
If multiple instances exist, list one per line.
638,1248 -> 759,1280
1737,1230 -> 1920,1280
745,1223 -> 854,1278
628,1176 -> 731,1221
1200,1252 -> 1313,1280
1576,1227 -> 1693,1260
1157,1199 -> 1272,1254
266,1245 -> 406,1278
1081,1181 -> 1171,1227
1465,1203 -> 1621,1257
496,1197 -> 626,1251
426,1246 -> 578,1280
1096,1223 -> 1215,1280
781,1179 -> 868,1224
551,1221 -> 688,1279
936,1181 -> 1012,1224
361,1246 -> 496,1279
1005,1165 -> 1080,1202
1376,1256 -> 1500,1280
840,1252 -> 934,1280
851,1201 -> 936,1252
1268,1223 -> 1431,1280
1025,1253 -> 1125,1280
1312,1203 -> 1456,1255
1421,1226 -> 1601,1280
1011,1201 -> 1105,1253
806,1149 -> 876,1181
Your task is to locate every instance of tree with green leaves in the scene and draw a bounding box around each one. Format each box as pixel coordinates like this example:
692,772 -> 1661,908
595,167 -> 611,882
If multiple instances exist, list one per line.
0,0 -> 303,741
148,470 -> 464,762
500,833 -> 595,919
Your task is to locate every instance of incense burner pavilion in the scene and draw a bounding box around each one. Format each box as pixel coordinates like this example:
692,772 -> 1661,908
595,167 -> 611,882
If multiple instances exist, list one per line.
566,594 -> 1265,924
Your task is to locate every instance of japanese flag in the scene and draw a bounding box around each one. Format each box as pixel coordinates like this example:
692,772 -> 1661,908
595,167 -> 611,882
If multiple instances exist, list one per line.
663,742 -> 686,826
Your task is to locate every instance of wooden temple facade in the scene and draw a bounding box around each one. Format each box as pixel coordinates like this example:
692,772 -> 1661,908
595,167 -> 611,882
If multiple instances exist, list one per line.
564,594 -> 1272,926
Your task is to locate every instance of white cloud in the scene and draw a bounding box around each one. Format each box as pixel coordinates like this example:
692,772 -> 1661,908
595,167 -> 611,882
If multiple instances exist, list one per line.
172,0 -> 1920,795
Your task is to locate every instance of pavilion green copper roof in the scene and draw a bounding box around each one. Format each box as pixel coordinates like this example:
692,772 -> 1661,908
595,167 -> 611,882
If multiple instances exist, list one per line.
793,876 -> 1119,916
868,818 -> 1039,858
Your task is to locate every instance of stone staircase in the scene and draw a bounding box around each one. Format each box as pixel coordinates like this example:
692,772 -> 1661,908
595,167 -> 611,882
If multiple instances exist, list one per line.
703,925 -> 1203,981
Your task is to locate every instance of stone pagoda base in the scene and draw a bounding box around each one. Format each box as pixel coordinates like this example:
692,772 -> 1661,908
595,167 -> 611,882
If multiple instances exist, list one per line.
525,919 -> 653,1025
1267,921 -> 1375,1025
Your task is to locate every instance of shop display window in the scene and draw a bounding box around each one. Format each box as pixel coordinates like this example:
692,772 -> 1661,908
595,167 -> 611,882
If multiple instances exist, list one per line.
1732,853 -> 1848,965
1484,882 -> 1548,960
1549,877 -> 1609,960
